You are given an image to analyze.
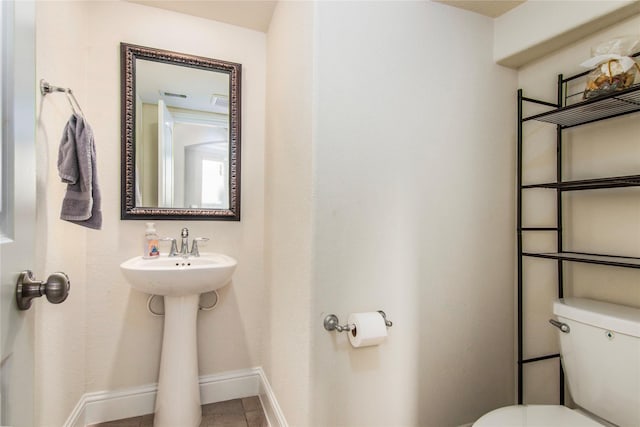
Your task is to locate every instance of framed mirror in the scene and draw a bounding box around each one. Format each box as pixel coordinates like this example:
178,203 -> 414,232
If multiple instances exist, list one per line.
121,43 -> 241,220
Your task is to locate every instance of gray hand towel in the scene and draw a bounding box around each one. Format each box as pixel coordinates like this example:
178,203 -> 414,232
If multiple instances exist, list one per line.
57,113 -> 102,230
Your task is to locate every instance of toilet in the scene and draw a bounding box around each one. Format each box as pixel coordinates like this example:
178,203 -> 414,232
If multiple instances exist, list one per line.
474,297 -> 640,427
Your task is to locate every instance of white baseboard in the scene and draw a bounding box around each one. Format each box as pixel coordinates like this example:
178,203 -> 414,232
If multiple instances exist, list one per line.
64,367 -> 287,427
255,368 -> 288,427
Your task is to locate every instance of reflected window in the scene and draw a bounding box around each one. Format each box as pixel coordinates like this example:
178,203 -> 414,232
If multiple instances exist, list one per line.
201,159 -> 225,207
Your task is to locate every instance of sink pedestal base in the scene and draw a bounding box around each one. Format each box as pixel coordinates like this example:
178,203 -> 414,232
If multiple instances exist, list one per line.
154,294 -> 201,427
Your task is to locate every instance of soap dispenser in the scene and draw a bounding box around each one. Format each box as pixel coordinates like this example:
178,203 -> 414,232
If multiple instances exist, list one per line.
143,222 -> 160,259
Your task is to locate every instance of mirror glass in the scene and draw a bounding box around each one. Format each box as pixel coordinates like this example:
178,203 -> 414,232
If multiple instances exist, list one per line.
121,43 -> 241,220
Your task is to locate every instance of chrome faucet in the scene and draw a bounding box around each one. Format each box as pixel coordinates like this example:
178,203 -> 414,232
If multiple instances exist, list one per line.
163,228 -> 208,258
179,227 -> 189,258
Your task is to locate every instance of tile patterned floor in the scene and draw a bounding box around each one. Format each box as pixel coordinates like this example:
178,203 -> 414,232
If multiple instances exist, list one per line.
90,396 -> 268,427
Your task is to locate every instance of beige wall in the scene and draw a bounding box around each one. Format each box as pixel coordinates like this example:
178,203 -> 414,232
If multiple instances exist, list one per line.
309,2 -> 517,426
35,2 -> 266,425
139,103 -> 158,206
517,13 -> 640,405
35,2 -> 90,423
494,0 -> 640,67
264,1 -> 315,425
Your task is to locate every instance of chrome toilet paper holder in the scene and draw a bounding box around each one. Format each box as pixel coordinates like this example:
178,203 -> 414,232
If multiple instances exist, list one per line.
323,310 -> 393,332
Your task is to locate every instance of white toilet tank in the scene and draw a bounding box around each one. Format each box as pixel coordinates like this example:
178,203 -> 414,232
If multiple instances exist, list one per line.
553,298 -> 640,427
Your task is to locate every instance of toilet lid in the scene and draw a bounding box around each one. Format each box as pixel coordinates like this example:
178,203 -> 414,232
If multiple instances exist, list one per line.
473,405 -> 604,427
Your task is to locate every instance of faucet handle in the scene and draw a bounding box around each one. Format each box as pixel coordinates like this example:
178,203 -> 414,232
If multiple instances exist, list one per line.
160,237 -> 178,257
190,237 -> 209,257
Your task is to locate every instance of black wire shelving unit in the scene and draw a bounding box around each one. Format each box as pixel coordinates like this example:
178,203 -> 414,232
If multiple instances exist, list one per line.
516,52 -> 640,405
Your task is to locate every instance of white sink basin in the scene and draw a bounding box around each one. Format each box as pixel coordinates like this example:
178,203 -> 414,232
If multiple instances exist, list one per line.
120,252 -> 237,427
120,253 -> 236,297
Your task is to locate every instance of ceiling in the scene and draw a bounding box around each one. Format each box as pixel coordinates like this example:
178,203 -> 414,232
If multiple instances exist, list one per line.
128,0 -> 525,33
127,0 -> 277,32
434,1 -> 526,18
136,58 -> 230,114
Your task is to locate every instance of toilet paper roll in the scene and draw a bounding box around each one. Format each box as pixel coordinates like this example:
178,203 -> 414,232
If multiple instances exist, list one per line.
347,312 -> 388,348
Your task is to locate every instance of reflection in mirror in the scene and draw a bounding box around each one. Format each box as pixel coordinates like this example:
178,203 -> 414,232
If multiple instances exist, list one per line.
121,43 -> 241,220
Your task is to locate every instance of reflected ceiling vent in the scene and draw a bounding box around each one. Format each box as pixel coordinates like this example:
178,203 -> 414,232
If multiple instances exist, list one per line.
159,90 -> 187,99
210,93 -> 229,109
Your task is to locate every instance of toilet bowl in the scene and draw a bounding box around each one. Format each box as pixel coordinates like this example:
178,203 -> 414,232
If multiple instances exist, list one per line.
473,298 -> 640,427
473,405 -> 604,426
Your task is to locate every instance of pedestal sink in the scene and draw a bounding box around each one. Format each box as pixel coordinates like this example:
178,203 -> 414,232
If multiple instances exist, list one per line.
120,253 -> 237,427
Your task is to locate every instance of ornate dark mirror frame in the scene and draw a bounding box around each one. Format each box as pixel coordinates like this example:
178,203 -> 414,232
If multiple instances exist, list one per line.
120,43 -> 241,221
